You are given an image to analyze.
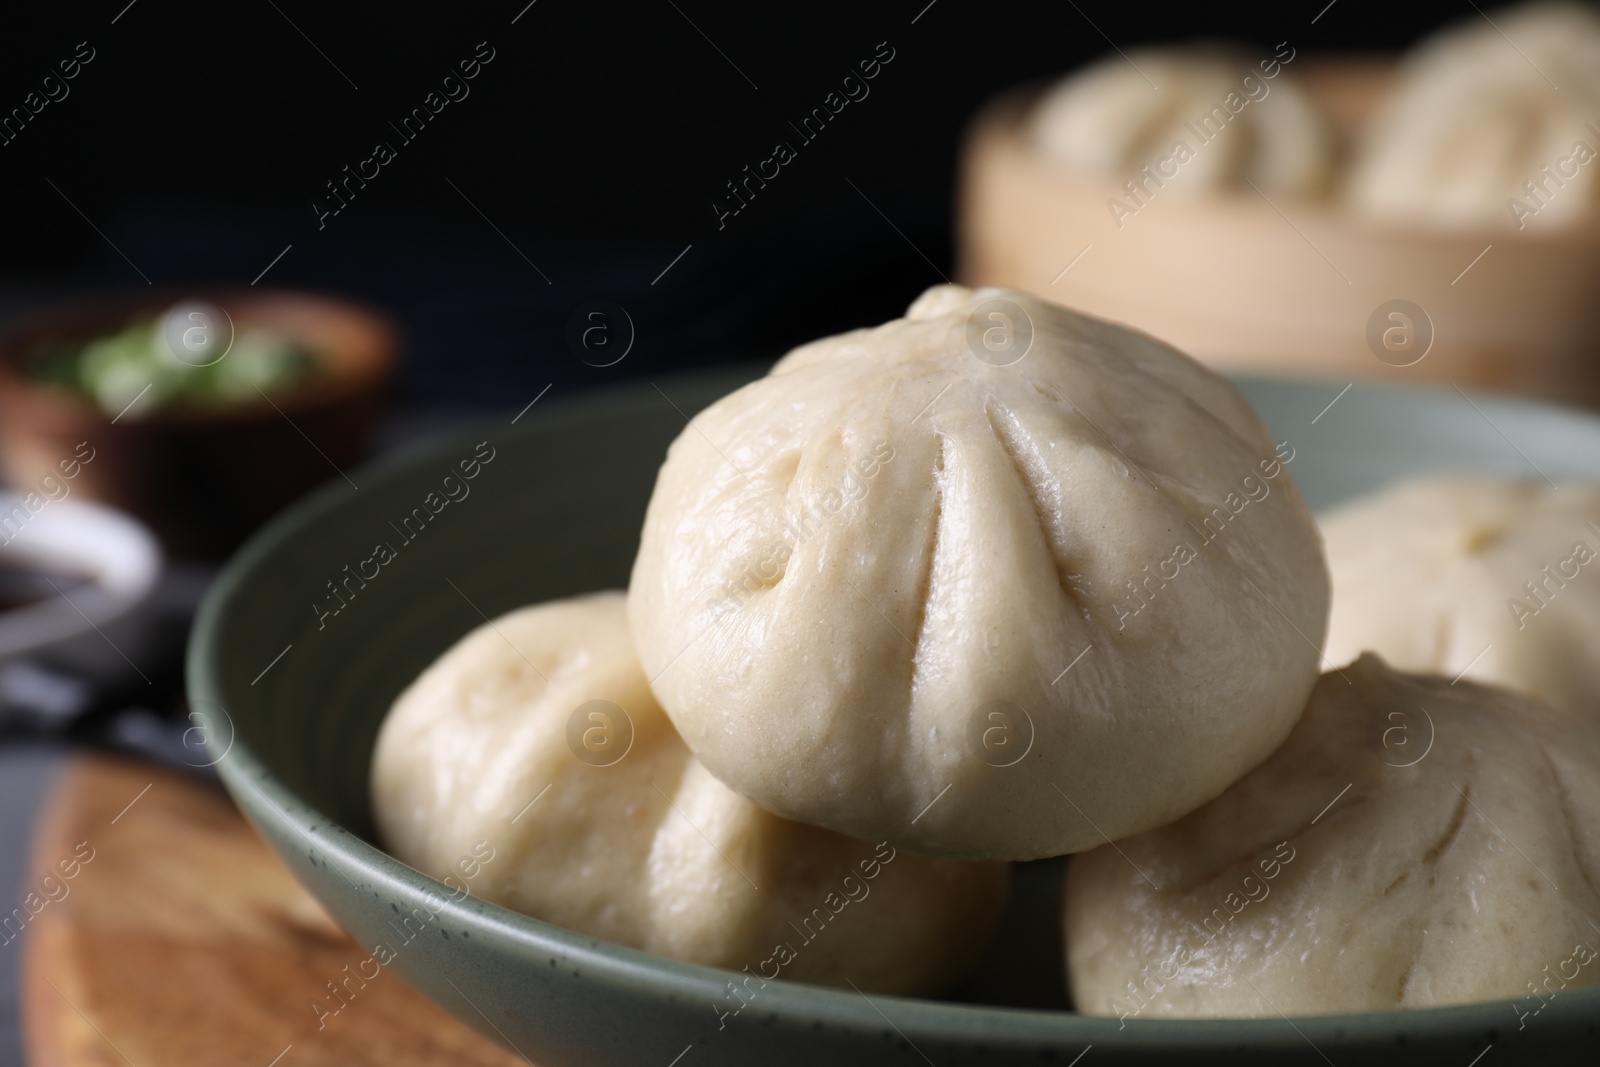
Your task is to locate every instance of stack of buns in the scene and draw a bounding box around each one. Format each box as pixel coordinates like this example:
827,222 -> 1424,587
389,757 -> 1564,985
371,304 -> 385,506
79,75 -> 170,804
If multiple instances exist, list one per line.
370,284 -> 1600,1016
959,2 -> 1600,404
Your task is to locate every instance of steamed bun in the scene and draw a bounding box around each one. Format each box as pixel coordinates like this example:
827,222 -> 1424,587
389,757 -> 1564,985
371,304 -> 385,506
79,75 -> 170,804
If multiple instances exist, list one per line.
1348,2 -> 1600,231
1322,476 -> 1600,717
1030,46 -> 1335,197
1066,655 -> 1600,1017
628,285 -> 1330,861
370,592 -> 1009,995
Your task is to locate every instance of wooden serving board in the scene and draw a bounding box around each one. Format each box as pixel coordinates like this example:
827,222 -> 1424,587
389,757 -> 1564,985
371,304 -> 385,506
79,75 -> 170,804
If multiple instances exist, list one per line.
21,755 -> 526,1067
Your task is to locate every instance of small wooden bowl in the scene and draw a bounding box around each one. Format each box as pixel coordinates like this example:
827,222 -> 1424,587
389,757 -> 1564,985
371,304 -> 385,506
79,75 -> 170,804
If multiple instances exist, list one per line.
0,289 -> 398,557
957,58 -> 1600,406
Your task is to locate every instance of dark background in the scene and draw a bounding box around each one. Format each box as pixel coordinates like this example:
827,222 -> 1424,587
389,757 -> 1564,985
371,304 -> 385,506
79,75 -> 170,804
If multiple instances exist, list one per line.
0,0 -> 1474,409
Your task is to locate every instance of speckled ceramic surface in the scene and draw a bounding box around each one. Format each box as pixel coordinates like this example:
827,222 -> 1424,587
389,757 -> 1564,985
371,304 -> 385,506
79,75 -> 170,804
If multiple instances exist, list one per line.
188,370 -> 1600,1065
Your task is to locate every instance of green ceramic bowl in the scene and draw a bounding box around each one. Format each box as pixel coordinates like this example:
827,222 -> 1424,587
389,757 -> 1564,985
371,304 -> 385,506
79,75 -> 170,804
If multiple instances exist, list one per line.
188,369 -> 1600,1065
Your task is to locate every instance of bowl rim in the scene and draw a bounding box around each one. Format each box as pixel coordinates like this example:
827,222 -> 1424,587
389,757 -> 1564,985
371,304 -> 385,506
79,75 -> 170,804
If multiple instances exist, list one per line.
0,492 -> 163,658
186,369 -> 1600,1050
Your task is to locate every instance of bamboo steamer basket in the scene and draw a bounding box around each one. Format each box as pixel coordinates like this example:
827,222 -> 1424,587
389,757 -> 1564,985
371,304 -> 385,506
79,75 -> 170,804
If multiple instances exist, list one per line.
957,58 -> 1600,406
